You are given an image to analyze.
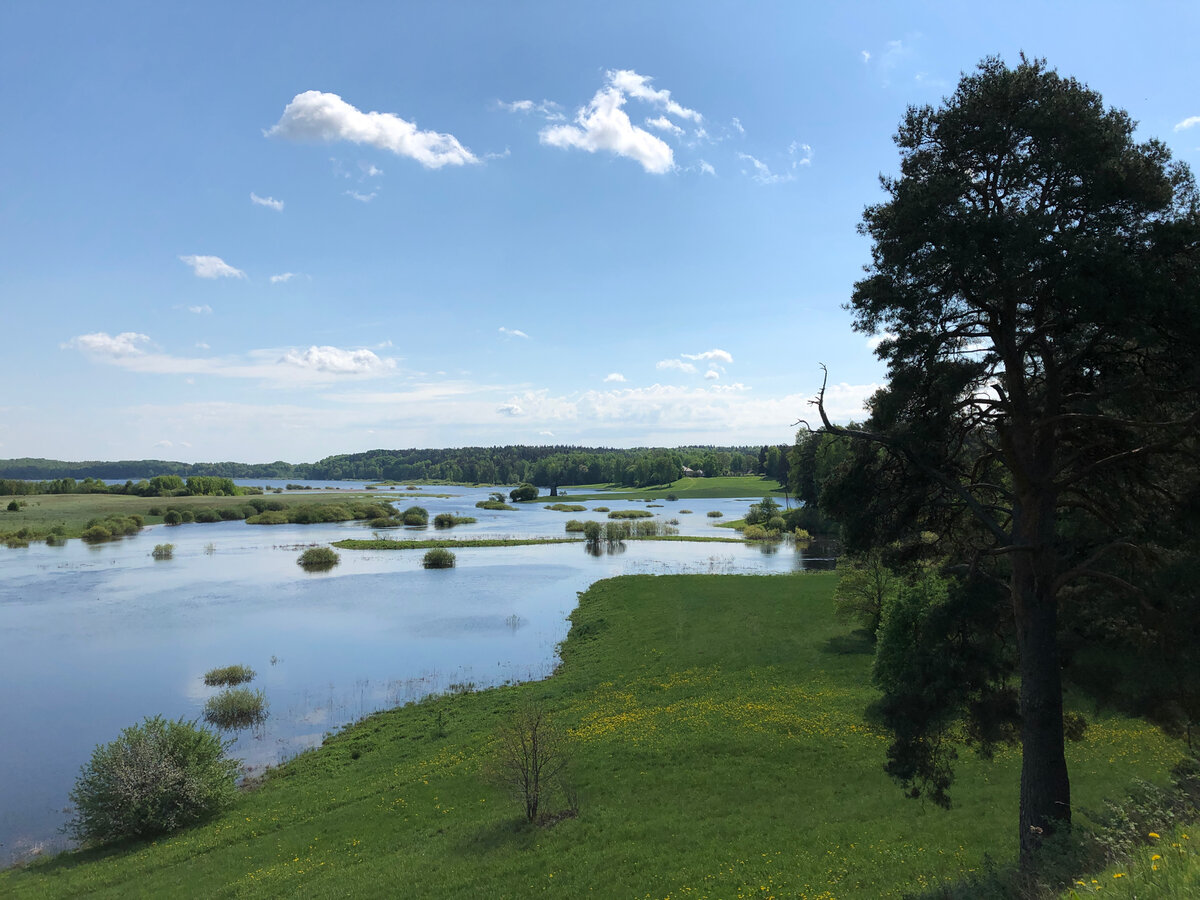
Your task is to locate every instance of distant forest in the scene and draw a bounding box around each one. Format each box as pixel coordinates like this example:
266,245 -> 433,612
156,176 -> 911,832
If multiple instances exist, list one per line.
0,445 -> 791,491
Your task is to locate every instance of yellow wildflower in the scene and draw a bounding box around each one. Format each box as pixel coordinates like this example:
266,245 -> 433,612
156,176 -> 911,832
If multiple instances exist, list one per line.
1149,831 -> 1161,839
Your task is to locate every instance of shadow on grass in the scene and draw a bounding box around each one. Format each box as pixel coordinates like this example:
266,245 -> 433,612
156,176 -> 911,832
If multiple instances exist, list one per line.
820,629 -> 874,655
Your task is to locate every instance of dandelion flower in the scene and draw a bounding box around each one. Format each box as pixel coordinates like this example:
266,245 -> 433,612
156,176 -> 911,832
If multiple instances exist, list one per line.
1149,831 -> 1161,839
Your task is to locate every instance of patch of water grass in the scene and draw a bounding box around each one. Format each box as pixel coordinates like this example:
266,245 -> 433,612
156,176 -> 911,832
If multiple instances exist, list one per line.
203,688 -> 267,731
545,503 -> 587,512
203,665 -> 256,687
422,548 -> 456,569
296,546 -> 339,570
433,513 -> 476,528
607,509 -> 653,519
150,543 -> 174,560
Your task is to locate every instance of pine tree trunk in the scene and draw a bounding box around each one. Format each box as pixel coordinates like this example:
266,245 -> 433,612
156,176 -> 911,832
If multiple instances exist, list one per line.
1012,549 -> 1072,872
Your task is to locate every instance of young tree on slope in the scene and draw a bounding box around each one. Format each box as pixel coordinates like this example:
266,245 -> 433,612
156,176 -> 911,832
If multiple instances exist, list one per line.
813,56 -> 1200,871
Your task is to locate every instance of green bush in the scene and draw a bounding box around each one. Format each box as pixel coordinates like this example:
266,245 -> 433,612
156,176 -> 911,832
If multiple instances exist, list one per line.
204,688 -> 268,730
194,509 -> 221,523
297,546 -> 340,569
475,500 -> 516,510
67,716 -> 239,845
546,503 -> 587,512
608,509 -> 653,519
179,510 -> 195,523
151,543 -> 175,560
422,548 -> 456,569
203,664 -> 255,687
81,524 -> 112,542
402,506 -> 429,526
564,519 -> 586,532
433,513 -> 476,528
163,510 -> 182,526
591,506 -> 610,512
509,483 -> 539,502
706,510 -> 723,518
6,499 -> 20,511
583,521 -> 602,542
147,506 -> 164,516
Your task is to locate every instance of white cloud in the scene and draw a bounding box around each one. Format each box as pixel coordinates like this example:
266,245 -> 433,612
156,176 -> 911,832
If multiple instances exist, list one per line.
345,190 -> 376,203
539,430 -> 555,437
731,117 -> 745,134
789,142 -> 813,167
179,255 -> 246,279
282,346 -> 395,375
656,359 -> 697,374
606,69 -> 701,122
697,159 -> 716,176
603,372 -> 626,383
499,326 -> 530,339
64,333 -> 398,385
681,349 -> 733,364
541,87 -> 674,174
187,304 -> 213,315
861,50 -> 871,63
645,115 -> 683,137
359,162 -> 384,177
497,403 -> 524,416
154,440 -> 173,448
64,331 -> 151,357
704,370 -> 720,380
250,192 -> 284,211
737,152 -> 794,185
1175,116 -> 1200,131
497,99 -> 564,121
195,342 -> 210,350
268,90 -> 478,169
270,272 -> 297,284
867,331 -> 898,351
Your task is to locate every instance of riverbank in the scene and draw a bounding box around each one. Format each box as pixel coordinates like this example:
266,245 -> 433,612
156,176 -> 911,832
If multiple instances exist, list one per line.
1,573 -> 1183,897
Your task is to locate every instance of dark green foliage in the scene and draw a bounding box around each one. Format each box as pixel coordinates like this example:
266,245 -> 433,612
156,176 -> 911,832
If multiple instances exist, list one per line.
432,513 -> 475,528
832,551 -> 896,641
509,483 -> 539,502
475,499 -> 516,510
743,495 -> 781,526
163,510 -> 182,525
6,499 -> 19,511
67,716 -> 239,845
422,548 -> 456,569
582,521 -> 602,542
297,546 -> 339,569
564,519 -> 586,533
151,543 -> 174,560
816,55 -> 1200,868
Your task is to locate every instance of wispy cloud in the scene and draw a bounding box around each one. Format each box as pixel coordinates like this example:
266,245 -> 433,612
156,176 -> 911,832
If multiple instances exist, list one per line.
345,190 -> 376,203
268,90 -> 478,169
603,372 -> 626,383
250,192 -> 284,211
1175,116 -> 1200,132
64,332 -> 398,385
497,99 -> 564,121
607,69 -> 701,122
499,326 -> 530,339
270,272 -> 297,284
656,358 -> 697,374
789,142 -> 813,167
704,370 -> 720,380
645,115 -> 684,137
682,349 -> 733,364
179,255 -> 246,279
737,153 -> 793,185
187,304 -> 213,315
861,50 -> 871,63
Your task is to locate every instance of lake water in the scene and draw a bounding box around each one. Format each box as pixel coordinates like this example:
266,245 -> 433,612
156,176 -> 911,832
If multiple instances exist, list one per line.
0,485 -> 830,864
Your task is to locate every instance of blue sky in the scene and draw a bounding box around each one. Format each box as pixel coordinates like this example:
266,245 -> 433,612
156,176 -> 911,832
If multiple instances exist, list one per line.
2,1 -> 1198,463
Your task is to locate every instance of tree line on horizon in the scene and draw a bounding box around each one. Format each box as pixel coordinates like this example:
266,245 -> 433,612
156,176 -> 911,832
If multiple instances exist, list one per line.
0,444 -> 792,492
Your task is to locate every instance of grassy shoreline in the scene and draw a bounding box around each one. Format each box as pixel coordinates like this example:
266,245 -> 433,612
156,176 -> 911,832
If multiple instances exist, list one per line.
1,573 -> 1184,897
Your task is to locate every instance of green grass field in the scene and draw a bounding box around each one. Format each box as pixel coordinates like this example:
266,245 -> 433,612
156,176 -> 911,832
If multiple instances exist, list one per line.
1,574 -> 1184,898
0,491 -> 392,539
552,474 -> 786,501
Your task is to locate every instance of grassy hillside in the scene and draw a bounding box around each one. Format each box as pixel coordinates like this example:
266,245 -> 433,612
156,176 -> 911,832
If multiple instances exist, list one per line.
1,574 -> 1183,898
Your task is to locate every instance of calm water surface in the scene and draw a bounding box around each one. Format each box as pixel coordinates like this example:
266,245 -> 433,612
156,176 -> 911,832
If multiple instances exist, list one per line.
0,485 -> 827,863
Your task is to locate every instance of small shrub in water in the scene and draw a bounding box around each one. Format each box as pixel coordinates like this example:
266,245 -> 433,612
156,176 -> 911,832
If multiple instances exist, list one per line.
591,506 -> 610,512
204,687 -> 268,730
608,509 -> 652,519
203,664 -> 256,687
679,509 -> 693,514
402,505 -> 429,526
297,546 -> 340,570
423,548 -> 456,569
707,510 -> 723,518
67,716 -> 239,845
564,519 -> 586,533
151,543 -> 175,560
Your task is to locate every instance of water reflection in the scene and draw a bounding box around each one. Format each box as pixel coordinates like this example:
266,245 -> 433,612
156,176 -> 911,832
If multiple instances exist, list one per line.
0,483 -> 833,864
